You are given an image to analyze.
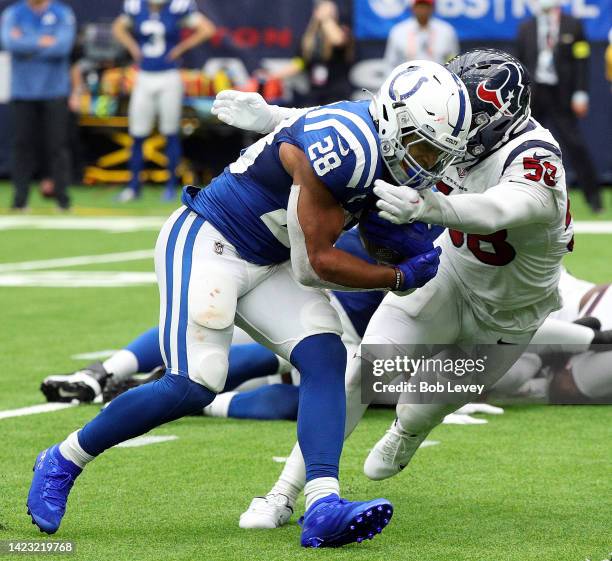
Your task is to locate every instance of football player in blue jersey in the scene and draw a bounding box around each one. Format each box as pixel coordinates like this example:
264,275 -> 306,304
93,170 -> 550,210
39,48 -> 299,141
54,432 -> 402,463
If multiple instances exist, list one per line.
112,0 -> 215,202
27,61 -> 472,547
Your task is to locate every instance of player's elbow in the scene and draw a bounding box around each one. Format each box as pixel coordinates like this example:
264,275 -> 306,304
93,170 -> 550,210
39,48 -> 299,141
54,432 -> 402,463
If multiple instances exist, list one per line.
307,251 -> 337,284
290,249 -> 333,288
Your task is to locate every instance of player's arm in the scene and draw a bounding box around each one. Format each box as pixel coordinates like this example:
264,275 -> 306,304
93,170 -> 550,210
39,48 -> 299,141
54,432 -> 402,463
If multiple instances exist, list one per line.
168,12 -> 216,61
35,6 -> 75,59
374,152 -> 561,234
280,143 -> 398,290
212,91 -> 314,135
0,7 -> 41,55
112,14 -> 141,62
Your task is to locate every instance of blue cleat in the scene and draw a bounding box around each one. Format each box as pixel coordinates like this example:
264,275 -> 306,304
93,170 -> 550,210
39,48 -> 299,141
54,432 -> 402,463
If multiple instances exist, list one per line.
299,494 -> 393,548
26,445 -> 81,534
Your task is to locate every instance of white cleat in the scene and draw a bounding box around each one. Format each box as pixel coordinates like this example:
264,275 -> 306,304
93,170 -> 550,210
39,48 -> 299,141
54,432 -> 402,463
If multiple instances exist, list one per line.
238,494 -> 293,529
364,419 -> 428,481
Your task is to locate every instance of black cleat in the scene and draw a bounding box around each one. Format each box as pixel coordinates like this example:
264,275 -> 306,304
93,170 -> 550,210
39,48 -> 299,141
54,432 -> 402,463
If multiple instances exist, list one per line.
573,316 -> 601,331
102,366 -> 165,403
41,362 -> 111,403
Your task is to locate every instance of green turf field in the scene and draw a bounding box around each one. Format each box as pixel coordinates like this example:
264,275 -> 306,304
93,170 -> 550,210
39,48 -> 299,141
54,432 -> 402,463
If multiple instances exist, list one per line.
0,183 -> 611,561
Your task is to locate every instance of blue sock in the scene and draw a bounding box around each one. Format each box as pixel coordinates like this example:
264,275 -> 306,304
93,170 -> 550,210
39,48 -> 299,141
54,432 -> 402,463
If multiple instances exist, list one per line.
129,136 -> 145,193
125,327 -> 163,373
290,334 -> 346,481
165,134 -> 181,190
228,384 -> 299,420
78,372 -> 215,456
224,344 -> 280,391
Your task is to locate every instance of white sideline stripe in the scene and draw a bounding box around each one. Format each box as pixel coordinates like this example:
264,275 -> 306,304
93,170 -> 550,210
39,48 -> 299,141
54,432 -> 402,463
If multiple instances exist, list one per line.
0,216 -> 166,232
0,271 -> 156,287
71,350 -> 119,360
0,402 -> 78,420
0,249 -> 155,273
573,222 -> 612,234
115,435 -> 178,448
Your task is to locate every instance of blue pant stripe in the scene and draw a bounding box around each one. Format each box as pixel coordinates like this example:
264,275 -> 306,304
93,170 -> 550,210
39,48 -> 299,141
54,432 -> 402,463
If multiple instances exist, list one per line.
163,208 -> 190,369
177,215 -> 206,374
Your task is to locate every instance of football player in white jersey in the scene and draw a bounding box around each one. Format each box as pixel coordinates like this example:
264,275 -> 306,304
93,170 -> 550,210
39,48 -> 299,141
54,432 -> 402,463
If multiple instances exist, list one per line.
361,48 -> 575,479
112,0 -> 215,202
212,48 -> 575,526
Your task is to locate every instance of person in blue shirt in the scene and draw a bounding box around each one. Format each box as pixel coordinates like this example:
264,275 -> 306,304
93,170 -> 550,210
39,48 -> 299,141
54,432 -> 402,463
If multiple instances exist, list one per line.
26,61 -> 471,547
1,0 -> 75,210
112,0 -> 215,202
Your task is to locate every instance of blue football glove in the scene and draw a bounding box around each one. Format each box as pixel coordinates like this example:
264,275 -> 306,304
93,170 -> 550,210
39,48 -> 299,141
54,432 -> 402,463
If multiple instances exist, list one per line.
397,246 -> 442,291
360,211 -> 444,258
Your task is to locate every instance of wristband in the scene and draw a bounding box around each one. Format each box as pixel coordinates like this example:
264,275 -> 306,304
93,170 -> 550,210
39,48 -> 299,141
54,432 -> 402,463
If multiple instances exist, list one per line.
392,267 -> 403,291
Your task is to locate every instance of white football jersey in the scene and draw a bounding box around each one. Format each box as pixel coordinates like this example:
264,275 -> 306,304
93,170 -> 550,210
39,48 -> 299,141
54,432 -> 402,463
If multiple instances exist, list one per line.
436,119 -> 574,334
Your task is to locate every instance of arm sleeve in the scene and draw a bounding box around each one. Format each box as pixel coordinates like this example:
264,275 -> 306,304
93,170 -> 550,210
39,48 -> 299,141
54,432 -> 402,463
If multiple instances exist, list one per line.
1,7 -> 41,55
419,182 -> 555,234
419,149 -> 563,234
287,185 -> 384,291
37,7 -> 76,59
265,106 -> 313,132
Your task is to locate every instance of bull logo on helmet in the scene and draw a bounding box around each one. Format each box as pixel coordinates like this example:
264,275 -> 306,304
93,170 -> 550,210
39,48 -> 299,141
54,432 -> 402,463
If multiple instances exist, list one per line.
475,62 -> 525,117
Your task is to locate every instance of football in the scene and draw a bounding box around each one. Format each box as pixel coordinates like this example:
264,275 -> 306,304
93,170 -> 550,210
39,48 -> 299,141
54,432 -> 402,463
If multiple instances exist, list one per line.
358,211 -> 404,265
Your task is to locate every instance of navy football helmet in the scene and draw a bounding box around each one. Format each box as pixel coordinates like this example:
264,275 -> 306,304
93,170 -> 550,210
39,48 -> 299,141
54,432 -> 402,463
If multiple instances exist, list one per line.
446,49 -> 531,162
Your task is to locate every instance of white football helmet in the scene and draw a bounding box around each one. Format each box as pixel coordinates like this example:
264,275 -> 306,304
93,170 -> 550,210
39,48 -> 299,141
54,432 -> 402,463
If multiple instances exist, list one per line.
370,60 -> 472,189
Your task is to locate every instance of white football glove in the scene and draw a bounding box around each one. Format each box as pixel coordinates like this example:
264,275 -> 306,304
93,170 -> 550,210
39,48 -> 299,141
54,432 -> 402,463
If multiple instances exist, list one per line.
374,179 -> 426,224
211,90 -> 276,134
454,403 -> 504,416
442,413 -> 488,425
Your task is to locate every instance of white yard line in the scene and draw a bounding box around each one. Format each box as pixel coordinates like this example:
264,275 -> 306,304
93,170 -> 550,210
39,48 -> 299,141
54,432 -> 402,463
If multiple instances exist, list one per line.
0,216 -> 166,232
115,435 -> 178,448
0,249 -> 154,273
0,402 -> 78,420
573,221 -> 612,234
0,271 -> 156,287
71,350 -> 119,360
0,215 -> 611,233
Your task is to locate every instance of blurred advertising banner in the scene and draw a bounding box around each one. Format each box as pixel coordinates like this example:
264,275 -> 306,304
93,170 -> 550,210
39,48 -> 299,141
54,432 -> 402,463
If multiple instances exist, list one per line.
354,0 -> 610,41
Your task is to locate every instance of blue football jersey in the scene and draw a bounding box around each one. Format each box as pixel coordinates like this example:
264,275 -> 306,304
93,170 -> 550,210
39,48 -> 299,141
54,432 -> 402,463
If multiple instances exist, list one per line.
183,100 -> 384,265
332,228 -> 385,338
123,0 -> 196,72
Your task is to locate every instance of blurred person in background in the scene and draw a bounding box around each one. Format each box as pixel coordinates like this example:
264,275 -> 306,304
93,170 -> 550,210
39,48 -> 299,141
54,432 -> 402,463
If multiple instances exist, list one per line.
267,0 -> 353,106
517,0 -> 602,212
112,0 -> 215,202
383,0 -> 459,70
0,0 -> 75,211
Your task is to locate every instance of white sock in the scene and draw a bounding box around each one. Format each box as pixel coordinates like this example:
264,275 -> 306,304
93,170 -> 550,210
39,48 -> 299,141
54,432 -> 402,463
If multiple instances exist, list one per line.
202,392 -> 236,417
102,350 -> 139,382
531,318 -> 594,351
59,430 -> 95,469
269,442 -> 306,506
570,352 -> 612,399
304,477 -> 339,511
